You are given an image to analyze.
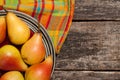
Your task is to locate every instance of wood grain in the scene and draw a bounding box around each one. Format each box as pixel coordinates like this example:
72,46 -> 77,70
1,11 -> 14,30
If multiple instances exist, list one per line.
53,1 -> 120,79
52,71 -> 120,80
55,22 -> 120,70
74,0 -> 120,20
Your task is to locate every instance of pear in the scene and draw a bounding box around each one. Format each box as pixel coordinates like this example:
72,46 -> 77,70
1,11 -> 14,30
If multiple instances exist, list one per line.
21,33 -> 46,65
0,45 -> 28,71
0,16 -> 6,43
25,55 -> 53,80
1,71 -> 24,80
6,12 -> 30,45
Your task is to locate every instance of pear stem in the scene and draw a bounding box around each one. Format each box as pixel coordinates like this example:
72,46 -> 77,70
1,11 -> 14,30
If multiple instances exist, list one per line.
0,6 -> 8,13
2,7 -> 8,14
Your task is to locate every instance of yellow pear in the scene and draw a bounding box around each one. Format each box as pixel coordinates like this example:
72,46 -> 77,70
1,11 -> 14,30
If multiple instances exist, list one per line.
25,55 -> 53,80
0,45 -> 28,71
1,71 -> 24,80
6,12 -> 30,45
21,33 -> 46,65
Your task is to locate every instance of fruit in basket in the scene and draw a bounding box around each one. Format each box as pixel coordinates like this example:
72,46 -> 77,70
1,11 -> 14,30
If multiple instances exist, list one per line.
0,71 -> 24,80
0,45 -> 28,71
6,12 -> 30,45
21,33 -> 46,65
0,10 -> 54,79
25,55 -> 53,80
0,16 -> 6,43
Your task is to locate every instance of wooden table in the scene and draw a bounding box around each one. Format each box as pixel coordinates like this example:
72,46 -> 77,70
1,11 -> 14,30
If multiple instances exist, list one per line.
52,0 -> 120,80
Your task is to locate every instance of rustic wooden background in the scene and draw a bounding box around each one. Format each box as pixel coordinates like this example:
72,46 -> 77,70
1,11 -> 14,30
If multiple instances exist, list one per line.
52,0 -> 120,80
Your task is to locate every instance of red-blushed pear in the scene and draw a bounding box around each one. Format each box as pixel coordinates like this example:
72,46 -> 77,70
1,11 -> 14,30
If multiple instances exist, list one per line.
0,16 -> 6,43
25,55 -> 53,80
6,12 -> 30,45
21,33 -> 46,65
0,45 -> 28,71
0,71 -> 24,80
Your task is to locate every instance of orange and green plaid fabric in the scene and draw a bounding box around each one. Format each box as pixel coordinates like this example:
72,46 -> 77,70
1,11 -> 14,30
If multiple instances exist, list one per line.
0,0 -> 74,54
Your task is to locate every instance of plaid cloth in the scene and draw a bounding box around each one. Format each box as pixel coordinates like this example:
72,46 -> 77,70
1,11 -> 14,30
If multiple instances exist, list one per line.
0,0 -> 74,54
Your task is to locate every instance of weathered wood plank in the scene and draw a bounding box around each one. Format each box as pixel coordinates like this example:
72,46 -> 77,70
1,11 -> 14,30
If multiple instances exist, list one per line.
56,22 -> 120,70
52,71 -> 120,80
74,0 -> 120,20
